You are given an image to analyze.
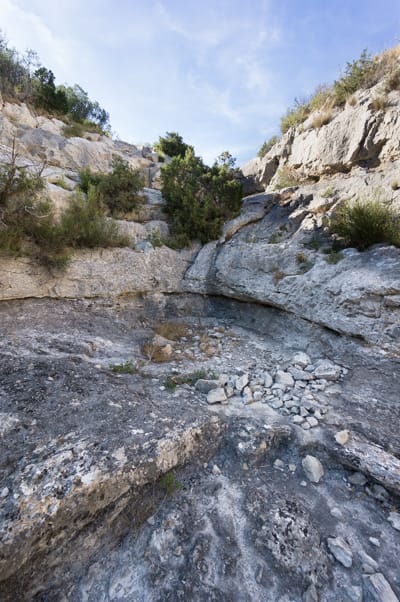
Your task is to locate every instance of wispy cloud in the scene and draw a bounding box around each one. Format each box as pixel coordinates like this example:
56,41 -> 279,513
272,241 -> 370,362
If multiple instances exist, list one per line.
1,0 -> 400,164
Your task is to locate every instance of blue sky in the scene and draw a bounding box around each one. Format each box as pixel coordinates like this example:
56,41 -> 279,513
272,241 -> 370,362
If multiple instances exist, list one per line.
1,0 -> 399,165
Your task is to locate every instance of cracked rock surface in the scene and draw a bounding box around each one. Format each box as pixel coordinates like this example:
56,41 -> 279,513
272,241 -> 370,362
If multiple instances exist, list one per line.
0,295 -> 399,601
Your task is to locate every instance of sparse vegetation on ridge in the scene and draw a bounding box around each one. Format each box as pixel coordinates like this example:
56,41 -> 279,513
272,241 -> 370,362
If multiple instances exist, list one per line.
258,135 -> 280,158
277,46 -> 400,136
0,31 -> 110,132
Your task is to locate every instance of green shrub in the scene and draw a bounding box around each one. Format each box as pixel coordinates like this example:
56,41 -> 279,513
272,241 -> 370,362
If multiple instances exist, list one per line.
258,135 -> 279,158
308,84 -> 333,112
273,165 -> 302,189
329,198 -> 400,250
281,99 -> 311,133
161,147 -> 242,247
280,85 -> 334,134
62,123 -> 86,138
79,156 -> 145,217
321,187 -> 335,198
59,191 -> 129,248
164,369 -> 209,391
0,149 -> 129,266
159,472 -> 183,496
324,250 -> 344,264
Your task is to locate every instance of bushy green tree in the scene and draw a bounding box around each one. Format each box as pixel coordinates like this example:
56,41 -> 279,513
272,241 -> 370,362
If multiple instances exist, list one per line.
33,67 -> 68,113
155,132 -> 193,159
161,147 -> 242,246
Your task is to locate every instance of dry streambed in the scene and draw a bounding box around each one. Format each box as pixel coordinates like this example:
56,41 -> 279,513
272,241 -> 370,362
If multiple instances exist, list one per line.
0,297 -> 399,601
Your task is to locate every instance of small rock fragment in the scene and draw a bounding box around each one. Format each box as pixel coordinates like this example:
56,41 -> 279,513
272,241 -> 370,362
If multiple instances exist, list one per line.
206,388 -> 227,404
327,536 -> 353,567
235,373 -> 249,392
0,487 -> 9,499
388,512 -> 400,532
348,472 -> 368,486
273,459 -> 285,471
270,399 -> 283,409
359,550 -> 379,574
263,372 -> 273,388
242,386 -> 254,404
303,583 -> 319,602
302,455 -> 324,483
292,351 -> 312,369
335,430 -> 350,445
367,484 -> 389,503
289,367 -> 314,381
307,416 -> 319,428
313,360 -> 341,381
330,507 -> 343,519
225,384 -> 235,398
195,379 -> 219,393
275,370 -> 294,389
369,537 -> 381,547
292,415 -> 304,424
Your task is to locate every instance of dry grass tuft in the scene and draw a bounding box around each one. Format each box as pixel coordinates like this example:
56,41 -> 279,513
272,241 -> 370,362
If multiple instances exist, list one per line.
370,95 -> 389,111
311,110 -> 333,129
154,321 -> 188,341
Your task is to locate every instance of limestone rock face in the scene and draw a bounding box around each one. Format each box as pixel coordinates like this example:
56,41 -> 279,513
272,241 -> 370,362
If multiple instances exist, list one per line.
0,246 -> 194,300
242,86 -> 400,189
0,100 -> 163,210
184,189 -> 400,352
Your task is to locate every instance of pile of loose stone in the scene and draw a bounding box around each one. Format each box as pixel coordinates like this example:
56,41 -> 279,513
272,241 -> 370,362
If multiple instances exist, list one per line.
195,351 -> 345,430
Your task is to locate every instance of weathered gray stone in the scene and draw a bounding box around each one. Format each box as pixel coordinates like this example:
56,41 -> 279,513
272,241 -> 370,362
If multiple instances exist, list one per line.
388,512 -> 400,532
302,455 -> 324,483
263,372 -> 273,388
333,434 -> 400,495
206,388 -> 227,404
359,550 -> 379,574
363,573 -> 399,602
235,373 -> 249,392
292,352 -> 312,368
289,367 -> 314,381
275,370 -> 295,389
348,472 -> 368,486
195,379 -> 220,394
327,536 -> 353,567
303,583 -> 319,602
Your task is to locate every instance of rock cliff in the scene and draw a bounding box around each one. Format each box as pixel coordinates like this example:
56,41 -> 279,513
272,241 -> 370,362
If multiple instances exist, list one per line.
1,78 -> 400,601
186,84 -> 400,354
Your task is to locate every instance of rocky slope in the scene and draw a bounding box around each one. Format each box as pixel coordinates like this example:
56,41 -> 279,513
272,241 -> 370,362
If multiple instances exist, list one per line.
0,84 -> 400,602
186,83 -> 400,354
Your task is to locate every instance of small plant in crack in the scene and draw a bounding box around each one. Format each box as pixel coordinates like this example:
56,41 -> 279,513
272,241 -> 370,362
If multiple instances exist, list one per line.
110,360 -> 137,374
160,472 -> 183,496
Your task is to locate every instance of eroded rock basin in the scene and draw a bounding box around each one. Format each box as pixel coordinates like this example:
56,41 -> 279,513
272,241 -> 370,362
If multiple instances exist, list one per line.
0,295 -> 399,601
